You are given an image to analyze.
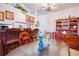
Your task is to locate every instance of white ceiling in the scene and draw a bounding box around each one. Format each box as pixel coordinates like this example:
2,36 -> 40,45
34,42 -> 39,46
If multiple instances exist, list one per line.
24,3 -> 79,16
8,3 -> 79,16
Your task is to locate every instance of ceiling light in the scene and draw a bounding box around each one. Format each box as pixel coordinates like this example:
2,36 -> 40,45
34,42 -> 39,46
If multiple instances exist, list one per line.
42,3 -> 57,12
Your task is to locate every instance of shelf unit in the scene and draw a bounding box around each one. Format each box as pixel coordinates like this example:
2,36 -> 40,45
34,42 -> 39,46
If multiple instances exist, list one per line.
56,18 -> 78,36
56,17 -> 79,50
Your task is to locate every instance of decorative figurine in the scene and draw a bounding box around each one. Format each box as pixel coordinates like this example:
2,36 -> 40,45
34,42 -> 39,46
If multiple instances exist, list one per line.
38,31 -> 44,52
46,32 -> 50,46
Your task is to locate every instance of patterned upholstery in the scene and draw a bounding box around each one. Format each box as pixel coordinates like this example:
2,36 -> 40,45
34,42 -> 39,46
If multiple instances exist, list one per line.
19,32 -> 30,45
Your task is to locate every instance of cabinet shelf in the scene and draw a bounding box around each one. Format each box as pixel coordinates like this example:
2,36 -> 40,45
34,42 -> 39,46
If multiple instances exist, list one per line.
56,17 -> 79,50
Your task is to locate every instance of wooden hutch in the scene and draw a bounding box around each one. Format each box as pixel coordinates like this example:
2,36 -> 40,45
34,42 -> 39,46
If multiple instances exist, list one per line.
56,17 -> 79,50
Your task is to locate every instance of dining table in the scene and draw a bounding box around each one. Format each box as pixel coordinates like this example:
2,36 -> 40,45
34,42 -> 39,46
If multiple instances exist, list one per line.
6,39 -> 70,56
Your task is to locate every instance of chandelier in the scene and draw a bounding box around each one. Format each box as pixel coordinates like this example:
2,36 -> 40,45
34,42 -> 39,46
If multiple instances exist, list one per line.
42,3 -> 57,12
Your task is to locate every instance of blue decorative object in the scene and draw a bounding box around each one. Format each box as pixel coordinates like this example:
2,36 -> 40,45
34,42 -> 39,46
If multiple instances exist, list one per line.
38,32 -> 44,52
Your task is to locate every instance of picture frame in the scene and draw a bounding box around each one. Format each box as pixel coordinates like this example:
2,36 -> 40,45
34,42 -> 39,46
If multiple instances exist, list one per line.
26,15 -> 35,23
0,11 -> 4,21
32,17 -> 35,23
5,10 -> 14,20
26,15 -> 29,23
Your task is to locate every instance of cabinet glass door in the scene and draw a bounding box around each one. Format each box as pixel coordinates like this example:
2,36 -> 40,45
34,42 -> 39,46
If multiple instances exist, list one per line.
62,21 -> 69,29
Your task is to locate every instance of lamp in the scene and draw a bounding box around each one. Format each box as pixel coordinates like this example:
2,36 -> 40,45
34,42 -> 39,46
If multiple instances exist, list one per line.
42,3 -> 56,12
42,3 -> 57,32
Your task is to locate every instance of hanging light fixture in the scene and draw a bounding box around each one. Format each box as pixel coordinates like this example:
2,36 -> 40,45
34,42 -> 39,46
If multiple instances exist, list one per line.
42,3 -> 57,32
42,3 -> 57,12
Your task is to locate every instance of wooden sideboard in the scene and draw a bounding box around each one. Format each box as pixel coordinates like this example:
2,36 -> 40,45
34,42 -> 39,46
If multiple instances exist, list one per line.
0,28 -> 39,56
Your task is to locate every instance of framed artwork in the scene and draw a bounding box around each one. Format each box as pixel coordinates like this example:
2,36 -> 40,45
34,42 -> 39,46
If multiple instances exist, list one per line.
26,15 -> 28,22
5,10 -> 14,20
31,16 -> 35,23
26,15 -> 35,23
0,12 -> 4,21
26,15 -> 29,23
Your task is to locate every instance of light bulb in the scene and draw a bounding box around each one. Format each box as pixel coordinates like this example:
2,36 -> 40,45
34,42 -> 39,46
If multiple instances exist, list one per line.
42,3 -> 47,7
